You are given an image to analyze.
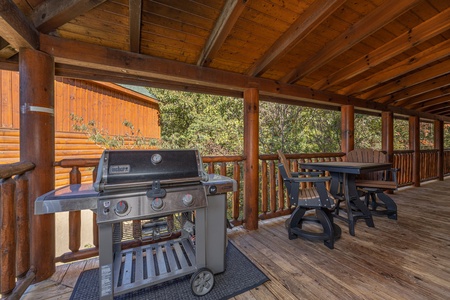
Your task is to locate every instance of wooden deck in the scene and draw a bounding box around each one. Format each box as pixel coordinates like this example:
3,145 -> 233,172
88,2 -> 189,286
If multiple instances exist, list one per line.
22,178 -> 450,300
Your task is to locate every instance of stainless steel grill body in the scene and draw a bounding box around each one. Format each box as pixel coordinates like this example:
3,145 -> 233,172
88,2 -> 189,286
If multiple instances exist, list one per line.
35,149 -> 236,299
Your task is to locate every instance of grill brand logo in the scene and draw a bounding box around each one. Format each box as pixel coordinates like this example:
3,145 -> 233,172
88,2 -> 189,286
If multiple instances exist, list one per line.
109,165 -> 130,174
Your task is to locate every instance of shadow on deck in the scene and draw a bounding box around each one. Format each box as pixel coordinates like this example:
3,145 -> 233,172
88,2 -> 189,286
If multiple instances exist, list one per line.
22,179 -> 450,299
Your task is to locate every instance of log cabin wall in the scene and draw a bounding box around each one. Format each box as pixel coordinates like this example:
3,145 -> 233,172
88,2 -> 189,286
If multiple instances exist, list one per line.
0,70 -> 160,186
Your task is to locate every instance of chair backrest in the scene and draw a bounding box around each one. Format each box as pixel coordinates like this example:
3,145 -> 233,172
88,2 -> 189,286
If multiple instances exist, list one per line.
277,150 -> 292,178
346,149 -> 387,181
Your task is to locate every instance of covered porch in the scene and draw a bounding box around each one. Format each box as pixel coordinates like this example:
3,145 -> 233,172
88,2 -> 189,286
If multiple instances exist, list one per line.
22,178 -> 450,299
1,0 -> 450,299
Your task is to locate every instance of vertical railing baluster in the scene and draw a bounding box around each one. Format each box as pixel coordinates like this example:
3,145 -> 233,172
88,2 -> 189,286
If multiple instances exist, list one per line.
16,174 -> 30,278
269,160 -> 276,213
92,166 -> 99,248
69,167 -> 81,253
232,162 -> 240,223
0,178 -> 16,295
261,160 -> 268,215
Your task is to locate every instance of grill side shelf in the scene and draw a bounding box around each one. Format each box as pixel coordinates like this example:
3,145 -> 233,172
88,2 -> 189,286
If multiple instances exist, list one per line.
113,237 -> 197,296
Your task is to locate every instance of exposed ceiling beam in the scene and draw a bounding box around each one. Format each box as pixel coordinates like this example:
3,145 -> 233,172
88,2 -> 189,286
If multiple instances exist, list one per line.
360,60 -> 450,100
0,0 -> 39,51
281,0 -> 422,84
422,102 -> 450,114
378,74 -> 450,105
246,0 -> 345,76
312,7 -> 450,90
340,39 -> 450,95
129,0 -> 142,53
409,95 -> 450,111
39,34 -> 450,122
31,0 -> 106,33
395,87 -> 450,109
197,0 -> 248,66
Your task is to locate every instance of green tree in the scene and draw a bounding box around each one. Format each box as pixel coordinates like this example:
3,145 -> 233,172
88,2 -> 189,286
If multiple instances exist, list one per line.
148,88 -> 243,156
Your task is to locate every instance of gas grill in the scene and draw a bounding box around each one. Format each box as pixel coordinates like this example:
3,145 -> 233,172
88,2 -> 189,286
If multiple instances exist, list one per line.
35,149 -> 237,299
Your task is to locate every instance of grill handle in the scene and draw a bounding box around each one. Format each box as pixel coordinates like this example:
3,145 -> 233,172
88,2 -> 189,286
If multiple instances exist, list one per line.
146,181 -> 167,198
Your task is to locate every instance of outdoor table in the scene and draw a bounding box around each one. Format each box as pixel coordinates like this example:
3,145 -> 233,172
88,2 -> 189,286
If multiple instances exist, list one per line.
300,161 -> 392,236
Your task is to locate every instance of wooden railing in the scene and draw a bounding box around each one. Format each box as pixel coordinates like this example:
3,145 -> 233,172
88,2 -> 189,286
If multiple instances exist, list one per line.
445,150 -> 450,175
0,161 -> 35,298
258,152 -> 345,220
393,150 -> 414,186
420,149 -> 439,181
2,149 -> 449,286
203,155 -> 245,226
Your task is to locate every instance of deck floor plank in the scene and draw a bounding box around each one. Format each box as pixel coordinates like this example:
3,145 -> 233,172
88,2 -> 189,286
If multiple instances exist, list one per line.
22,179 -> 450,299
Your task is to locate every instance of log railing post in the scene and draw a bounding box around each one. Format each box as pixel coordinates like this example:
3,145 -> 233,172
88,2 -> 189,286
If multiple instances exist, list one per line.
243,88 -> 259,230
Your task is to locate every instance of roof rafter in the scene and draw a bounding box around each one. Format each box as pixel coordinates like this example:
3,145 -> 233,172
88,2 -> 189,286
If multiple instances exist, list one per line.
246,0 -> 345,76
379,74 -> 450,105
408,94 -> 450,110
360,60 -> 450,100
340,39 -> 450,95
197,0 -> 248,66
312,7 -> 450,90
31,0 -> 106,33
129,0 -> 142,53
281,0 -> 422,84
0,0 -> 39,51
398,84 -> 450,108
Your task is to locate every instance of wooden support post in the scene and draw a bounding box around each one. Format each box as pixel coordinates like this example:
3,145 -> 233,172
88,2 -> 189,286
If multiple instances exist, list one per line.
19,48 -> 55,281
243,88 -> 259,230
409,116 -> 420,187
381,111 -> 394,162
434,120 -> 444,181
341,105 -> 354,154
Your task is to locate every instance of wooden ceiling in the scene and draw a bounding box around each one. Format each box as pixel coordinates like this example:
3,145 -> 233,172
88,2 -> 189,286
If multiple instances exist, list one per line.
1,0 -> 450,121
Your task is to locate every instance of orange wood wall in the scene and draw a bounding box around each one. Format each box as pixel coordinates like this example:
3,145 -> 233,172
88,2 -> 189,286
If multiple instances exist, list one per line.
1,70 -> 160,186
1,70 -> 160,137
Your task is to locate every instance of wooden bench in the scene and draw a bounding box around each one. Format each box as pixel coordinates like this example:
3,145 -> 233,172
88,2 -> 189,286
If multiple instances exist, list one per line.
346,149 -> 398,219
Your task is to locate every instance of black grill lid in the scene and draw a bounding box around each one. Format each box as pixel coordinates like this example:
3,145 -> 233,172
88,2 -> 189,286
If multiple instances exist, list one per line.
94,149 -> 207,192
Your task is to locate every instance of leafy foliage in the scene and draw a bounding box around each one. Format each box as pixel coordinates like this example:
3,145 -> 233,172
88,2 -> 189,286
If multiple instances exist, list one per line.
148,88 -> 244,155
70,88 -> 449,154
70,113 -> 158,149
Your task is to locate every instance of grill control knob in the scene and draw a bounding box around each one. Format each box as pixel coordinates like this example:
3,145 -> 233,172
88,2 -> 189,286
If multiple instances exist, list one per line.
115,200 -> 128,215
182,194 -> 194,206
152,197 -> 164,210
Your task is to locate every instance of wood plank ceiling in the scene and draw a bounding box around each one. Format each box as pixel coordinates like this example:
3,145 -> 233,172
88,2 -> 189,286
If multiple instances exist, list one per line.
0,0 -> 449,121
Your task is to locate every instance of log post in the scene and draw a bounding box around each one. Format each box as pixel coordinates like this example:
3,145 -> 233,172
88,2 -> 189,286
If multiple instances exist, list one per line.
434,120 -> 444,181
409,116 -> 420,187
243,88 -> 259,230
341,105 -> 354,154
19,48 -> 55,281
381,111 -> 394,162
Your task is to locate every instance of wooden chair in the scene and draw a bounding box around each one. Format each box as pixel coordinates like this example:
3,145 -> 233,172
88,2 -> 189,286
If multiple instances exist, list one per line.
277,151 -> 341,249
346,149 -> 399,219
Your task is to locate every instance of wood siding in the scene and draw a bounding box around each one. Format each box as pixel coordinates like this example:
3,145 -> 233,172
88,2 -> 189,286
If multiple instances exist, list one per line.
1,70 -> 160,186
